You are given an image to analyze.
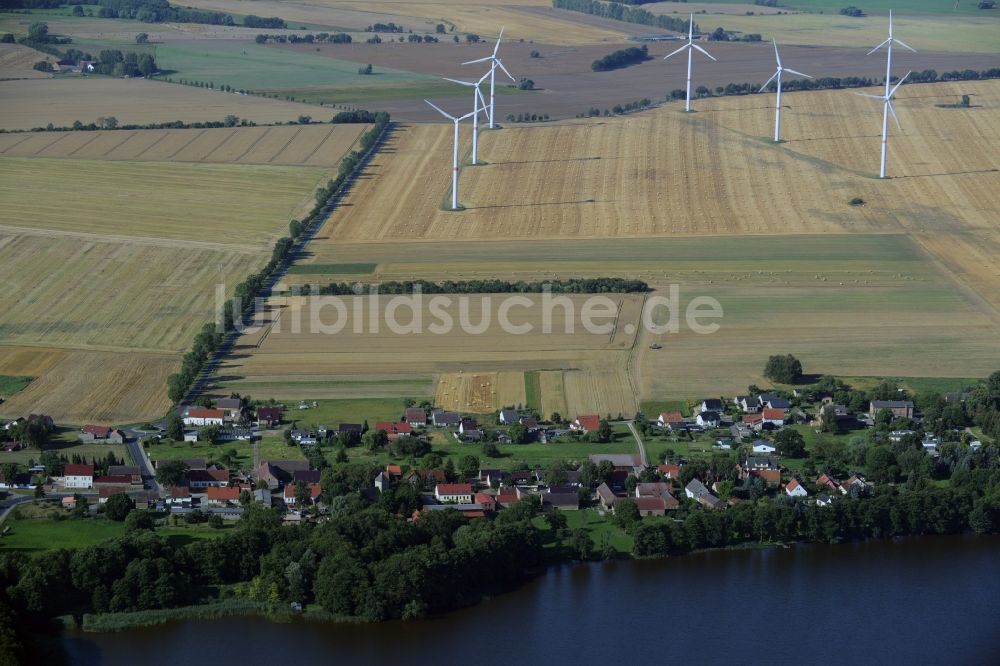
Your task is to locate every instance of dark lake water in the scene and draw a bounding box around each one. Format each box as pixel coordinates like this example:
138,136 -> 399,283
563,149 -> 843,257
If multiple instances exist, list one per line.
65,535 -> 1000,665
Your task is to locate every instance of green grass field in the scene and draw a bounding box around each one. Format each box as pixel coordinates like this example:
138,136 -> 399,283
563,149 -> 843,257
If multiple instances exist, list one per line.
693,0 -> 998,16
145,436 -> 304,469
1,433 -> 129,467
0,516 -> 125,552
524,371 -> 542,412
0,375 -> 32,398
640,400 -> 692,418
285,263 -> 376,275
281,398 -> 411,429
152,42 -> 432,92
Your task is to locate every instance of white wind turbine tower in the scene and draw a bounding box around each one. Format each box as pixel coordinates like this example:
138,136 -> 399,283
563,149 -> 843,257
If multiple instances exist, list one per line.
856,71 -> 911,179
425,100 -> 477,210
443,71 -> 490,165
663,14 -> 716,112
462,27 -> 515,128
760,39 -> 812,142
869,10 -> 915,99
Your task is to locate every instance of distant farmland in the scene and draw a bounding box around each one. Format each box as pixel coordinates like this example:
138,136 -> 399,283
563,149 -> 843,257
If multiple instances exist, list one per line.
0,124 -> 368,167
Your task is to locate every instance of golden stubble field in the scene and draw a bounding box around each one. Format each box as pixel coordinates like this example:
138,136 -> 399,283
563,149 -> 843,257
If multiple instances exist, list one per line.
215,293 -> 643,415
0,124 -> 368,167
0,78 -> 324,131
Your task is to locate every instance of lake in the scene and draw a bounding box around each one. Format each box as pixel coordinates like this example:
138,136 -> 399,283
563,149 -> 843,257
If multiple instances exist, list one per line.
65,535 -> 1000,665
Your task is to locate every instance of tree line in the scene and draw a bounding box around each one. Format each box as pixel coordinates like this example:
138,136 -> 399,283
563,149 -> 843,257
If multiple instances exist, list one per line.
313,277 -> 651,296
255,32 -> 352,45
591,45 -> 649,72
168,113 -> 392,404
553,0 -> 698,34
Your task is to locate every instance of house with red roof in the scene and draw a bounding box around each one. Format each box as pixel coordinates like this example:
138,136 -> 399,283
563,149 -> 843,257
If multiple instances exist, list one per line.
474,492 -> 496,512
63,463 -> 94,489
742,414 -> 764,430
205,486 -> 240,507
435,483 -> 473,503
188,467 -> 229,489
762,408 -> 787,427
403,408 -> 427,426
658,463 -> 681,479
374,421 -> 412,439
256,406 -> 282,427
632,496 -> 668,516
385,464 -> 403,478
657,412 -> 685,429
284,482 -> 321,506
785,478 -> 808,497
78,425 -> 124,444
183,408 -> 225,426
571,415 -> 601,433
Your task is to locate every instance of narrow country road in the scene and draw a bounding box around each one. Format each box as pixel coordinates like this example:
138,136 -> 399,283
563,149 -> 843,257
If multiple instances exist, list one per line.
125,434 -> 162,496
626,421 -> 649,467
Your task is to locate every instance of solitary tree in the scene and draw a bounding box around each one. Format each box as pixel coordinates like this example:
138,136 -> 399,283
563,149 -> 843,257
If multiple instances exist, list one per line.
774,428 -> 806,457
135,32 -> 149,44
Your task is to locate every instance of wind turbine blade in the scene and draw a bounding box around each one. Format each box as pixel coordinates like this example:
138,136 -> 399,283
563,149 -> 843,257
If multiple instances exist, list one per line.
477,70 -> 491,85
890,70 -> 911,96
462,56 -> 492,65
855,92 -> 884,100
459,109 -> 477,121
476,88 -> 488,114
866,38 -> 890,55
493,27 -> 504,57
783,68 -> 812,79
424,99 -> 455,121
773,38 -> 781,68
759,70 -> 779,92
496,58 -> 515,81
893,38 -> 916,53
692,43 -> 716,61
663,44 -> 688,60
887,100 -> 901,130
443,77 -> 474,87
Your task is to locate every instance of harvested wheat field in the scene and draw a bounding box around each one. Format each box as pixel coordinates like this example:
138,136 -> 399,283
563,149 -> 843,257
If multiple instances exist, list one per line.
434,370 -> 529,412
0,78 -> 323,131
0,124 -> 368,166
0,44 -> 57,80
0,347 -> 176,424
0,157 -> 327,246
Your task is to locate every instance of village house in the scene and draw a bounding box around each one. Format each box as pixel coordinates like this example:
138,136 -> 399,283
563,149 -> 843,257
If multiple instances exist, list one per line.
734,395 -> 759,413
752,440 -> 777,454
657,463 -> 681,480
696,411 -> 720,428
432,409 -> 461,427
785,478 -> 808,497
589,453 -> 642,475
635,482 -> 679,510
520,416 -> 539,430
869,400 -> 914,419
657,411 -> 686,430
570,414 -> 601,433
256,407 -> 282,427
761,408 -> 786,427
63,463 -> 94,489
458,419 -> 479,434
435,483 -> 474,503
405,469 -> 446,487
108,465 -> 142,485
685,479 -> 724,509
498,409 -> 520,425
374,470 -> 391,493
183,408 -> 225,427
496,487 -> 518,507
404,407 -> 428,426
94,475 -> 132,494
214,397 -> 244,420
78,425 -> 125,444
596,482 -> 617,510
758,393 -> 791,410
205,486 -> 240,507
889,429 -> 916,443
479,469 -> 508,487
257,460 -> 311,490
375,421 -> 413,439
632,496 -> 668,516
742,413 -> 764,431
542,488 -> 580,511
187,467 -> 229,489
290,430 -> 319,446
700,398 -> 724,413
284,482 -> 321,506
737,456 -> 782,487
474,492 -> 497,513
167,486 -> 191,507
217,427 -> 255,443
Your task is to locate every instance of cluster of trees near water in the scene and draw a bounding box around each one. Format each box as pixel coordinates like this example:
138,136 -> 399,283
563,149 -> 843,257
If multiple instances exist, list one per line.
314,278 -> 650,296
591,45 -> 649,72
553,0 -> 697,34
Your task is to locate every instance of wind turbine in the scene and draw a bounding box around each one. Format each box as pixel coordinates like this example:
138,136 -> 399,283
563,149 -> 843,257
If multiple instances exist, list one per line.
462,27 -> 515,128
425,100 -> 477,210
443,71 -> 490,165
760,39 -> 812,142
663,14 -> 716,112
868,10 -> 915,98
856,71 -> 910,179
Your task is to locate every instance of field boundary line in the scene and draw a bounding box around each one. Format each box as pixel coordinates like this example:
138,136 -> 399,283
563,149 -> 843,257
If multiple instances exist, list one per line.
30,132 -> 71,156
207,127 -> 240,161
101,130 -> 137,157
232,127 -> 269,162
167,128 -> 205,159
65,132 -> 101,157
131,130 -> 170,160
0,223 -> 263,254
269,126 -> 303,163
301,125 -> 336,164
0,134 -> 33,153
